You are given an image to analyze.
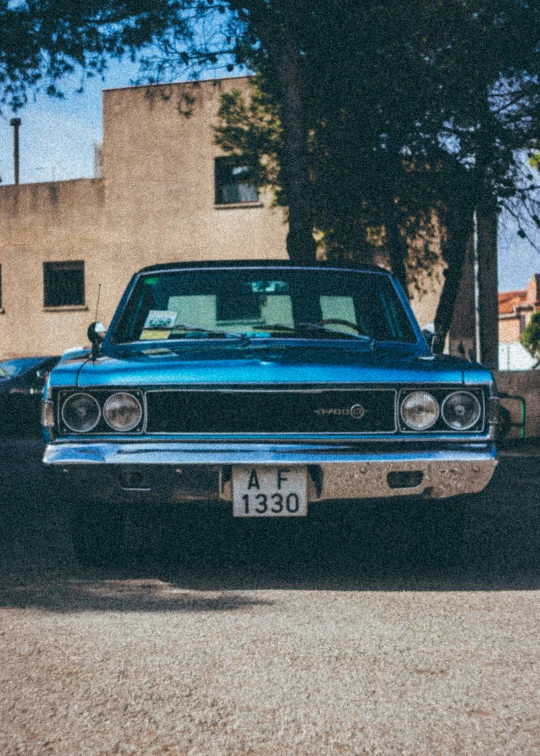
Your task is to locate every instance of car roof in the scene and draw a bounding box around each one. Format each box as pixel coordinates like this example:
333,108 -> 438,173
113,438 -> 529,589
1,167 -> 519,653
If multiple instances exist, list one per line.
137,259 -> 388,275
0,355 -> 60,364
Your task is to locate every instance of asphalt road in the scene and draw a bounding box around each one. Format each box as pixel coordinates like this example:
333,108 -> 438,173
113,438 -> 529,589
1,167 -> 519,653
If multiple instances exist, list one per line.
1,439 -> 540,755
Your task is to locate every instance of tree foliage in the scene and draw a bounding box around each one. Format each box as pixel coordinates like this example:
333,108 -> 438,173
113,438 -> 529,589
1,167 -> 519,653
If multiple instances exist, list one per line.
215,3 -> 540,281
3,2 -> 540,220
1,1 -> 540,348
0,1 -> 188,108
520,311 -> 540,367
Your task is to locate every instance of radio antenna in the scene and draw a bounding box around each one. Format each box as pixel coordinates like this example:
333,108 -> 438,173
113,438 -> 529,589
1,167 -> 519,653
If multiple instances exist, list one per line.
95,283 -> 101,322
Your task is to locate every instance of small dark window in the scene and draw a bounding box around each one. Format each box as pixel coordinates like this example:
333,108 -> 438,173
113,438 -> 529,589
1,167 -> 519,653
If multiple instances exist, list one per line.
44,261 -> 85,307
215,157 -> 258,205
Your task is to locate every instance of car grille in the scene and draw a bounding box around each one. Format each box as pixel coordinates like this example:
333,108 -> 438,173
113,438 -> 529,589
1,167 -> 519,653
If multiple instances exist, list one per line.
145,388 -> 396,435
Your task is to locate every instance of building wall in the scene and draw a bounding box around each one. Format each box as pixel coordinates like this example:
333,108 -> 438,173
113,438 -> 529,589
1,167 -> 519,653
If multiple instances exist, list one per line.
0,78 -> 289,358
94,77 -> 289,351
0,76 -> 449,358
0,179 -> 106,356
101,78 -> 288,272
498,342 -> 537,372
497,274 -> 540,368
499,316 -> 522,344
495,370 -> 540,438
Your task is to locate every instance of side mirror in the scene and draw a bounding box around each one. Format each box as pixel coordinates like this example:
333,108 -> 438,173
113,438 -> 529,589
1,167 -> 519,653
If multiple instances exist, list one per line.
421,324 -> 435,352
87,321 -> 107,359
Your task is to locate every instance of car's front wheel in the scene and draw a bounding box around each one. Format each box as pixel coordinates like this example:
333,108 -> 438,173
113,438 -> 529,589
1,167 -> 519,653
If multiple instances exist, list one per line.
71,501 -> 126,568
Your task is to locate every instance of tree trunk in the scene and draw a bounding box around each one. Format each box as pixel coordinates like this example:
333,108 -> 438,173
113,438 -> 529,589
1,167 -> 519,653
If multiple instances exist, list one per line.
433,206 -> 473,354
471,86 -> 499,369
476,205 -> 499,370
271,35 -> 317,263
228,1 -> 316,262
382,196 -> 409,295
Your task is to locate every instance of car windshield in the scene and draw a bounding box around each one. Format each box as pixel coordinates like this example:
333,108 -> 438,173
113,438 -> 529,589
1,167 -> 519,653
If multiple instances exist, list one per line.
0,357 -> 44,379
112,268 -> 417,344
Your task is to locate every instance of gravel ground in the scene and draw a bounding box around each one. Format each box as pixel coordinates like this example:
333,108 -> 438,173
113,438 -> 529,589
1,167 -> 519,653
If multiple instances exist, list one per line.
1,439 -> 540,755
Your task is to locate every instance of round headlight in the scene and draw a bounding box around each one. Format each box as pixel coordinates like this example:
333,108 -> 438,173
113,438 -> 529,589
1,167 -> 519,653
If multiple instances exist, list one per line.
401,391 -> 439,431
62,393 -> 101,433
103,392 -> 142,432
442,391 -> 481,430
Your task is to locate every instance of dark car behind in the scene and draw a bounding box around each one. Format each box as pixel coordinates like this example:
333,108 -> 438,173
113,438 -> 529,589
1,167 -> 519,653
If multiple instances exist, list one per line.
0,356 -> 61,436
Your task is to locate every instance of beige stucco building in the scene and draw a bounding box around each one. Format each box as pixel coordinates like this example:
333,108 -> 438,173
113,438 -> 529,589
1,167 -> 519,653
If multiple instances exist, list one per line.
497,274 -> 540,370
0,76 -> 444,358
498,274 -> 540,343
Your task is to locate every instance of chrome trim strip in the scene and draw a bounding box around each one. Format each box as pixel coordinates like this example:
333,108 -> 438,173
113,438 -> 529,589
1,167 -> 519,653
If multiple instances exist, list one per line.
47,429 -> 495,444
135,264 -> 395,276
48,430 -> 495,444
43,440 -> 496,466
144,385 -> 397,392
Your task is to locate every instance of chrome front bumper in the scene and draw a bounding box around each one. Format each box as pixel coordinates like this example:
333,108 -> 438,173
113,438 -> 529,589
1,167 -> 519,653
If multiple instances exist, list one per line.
43,441 -> 497,503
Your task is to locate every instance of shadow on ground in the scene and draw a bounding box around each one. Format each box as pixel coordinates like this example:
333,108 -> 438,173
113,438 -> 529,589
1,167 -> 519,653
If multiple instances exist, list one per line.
1,440 -> 540,612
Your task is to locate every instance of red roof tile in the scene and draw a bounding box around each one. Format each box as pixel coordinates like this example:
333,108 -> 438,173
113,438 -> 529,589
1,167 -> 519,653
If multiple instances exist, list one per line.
498,289 -> 527,315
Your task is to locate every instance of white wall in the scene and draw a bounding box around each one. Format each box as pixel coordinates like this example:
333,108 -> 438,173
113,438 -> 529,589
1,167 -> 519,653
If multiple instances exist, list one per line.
498,342 -> 537,371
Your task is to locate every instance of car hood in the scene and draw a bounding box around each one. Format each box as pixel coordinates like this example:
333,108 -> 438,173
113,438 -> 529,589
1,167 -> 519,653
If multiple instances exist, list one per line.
53,342 -> 493,388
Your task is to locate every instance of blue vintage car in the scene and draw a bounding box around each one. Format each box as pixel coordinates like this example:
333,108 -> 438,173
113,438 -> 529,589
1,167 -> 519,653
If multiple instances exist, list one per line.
41,260 -> 498,566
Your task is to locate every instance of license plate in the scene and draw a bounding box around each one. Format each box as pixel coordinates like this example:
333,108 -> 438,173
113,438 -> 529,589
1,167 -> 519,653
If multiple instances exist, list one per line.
232,466 -> 308,517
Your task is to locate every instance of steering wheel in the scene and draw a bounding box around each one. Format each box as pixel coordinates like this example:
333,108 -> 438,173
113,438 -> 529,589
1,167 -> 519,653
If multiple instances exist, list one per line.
316,318 -> 366,335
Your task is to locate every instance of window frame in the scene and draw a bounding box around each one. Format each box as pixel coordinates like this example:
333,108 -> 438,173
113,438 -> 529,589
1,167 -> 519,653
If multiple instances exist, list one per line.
214,156 -> 259,206
43,260 -> 85,308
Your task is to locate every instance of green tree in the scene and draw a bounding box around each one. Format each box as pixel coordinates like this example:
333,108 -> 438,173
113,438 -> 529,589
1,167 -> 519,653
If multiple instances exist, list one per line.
215,1 -> 540,358
521,311 -> 540,368
214,79 -> 442,293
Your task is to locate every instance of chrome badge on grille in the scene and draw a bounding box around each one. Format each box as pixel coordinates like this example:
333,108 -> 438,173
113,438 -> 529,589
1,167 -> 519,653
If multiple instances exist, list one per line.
314,404 -> 365,419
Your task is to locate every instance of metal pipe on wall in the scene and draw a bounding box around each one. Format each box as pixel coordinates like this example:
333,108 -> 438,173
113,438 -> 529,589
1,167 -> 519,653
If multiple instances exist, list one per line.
10,117 -> 21,185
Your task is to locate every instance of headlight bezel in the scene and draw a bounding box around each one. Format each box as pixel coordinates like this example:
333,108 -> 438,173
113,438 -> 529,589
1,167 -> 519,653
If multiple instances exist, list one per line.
399,387 -> 486,434
57,389 -> 145,435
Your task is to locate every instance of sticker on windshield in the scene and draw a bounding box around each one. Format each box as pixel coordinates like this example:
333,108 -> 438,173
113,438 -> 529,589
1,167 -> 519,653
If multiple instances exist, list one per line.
143,310 -> 178,330
141,310 -> 178,340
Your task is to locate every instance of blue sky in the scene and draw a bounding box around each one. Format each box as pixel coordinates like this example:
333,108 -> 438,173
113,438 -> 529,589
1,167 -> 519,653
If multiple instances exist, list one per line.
0,63 -> 538,293
0,61 -> 135,185
498,211 -> 540,292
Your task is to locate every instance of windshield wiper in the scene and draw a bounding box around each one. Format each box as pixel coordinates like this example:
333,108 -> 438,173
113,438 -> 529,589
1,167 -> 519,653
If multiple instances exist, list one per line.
161,323 -> 246,340
146,321 -> 373,346
299,322 -> 373,343
252,322 -> 373,344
